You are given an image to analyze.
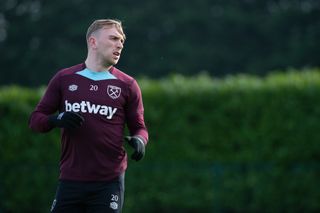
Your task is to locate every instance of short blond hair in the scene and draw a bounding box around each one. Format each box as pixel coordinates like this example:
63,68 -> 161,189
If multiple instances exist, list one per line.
86,19 -> 126,41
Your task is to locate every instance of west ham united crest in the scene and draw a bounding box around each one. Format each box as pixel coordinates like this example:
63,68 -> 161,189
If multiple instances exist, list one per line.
107,85 -> 121,99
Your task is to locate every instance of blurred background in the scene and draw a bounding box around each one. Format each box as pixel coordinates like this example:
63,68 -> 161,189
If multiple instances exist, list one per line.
0,0 -> 320,212
1,0 -> 320,86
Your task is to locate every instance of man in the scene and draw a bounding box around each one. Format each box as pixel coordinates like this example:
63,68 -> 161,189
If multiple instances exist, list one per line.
29,19 -> 148,213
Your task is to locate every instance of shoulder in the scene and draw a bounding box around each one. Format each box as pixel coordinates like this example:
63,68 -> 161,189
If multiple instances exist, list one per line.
47,63 -> 85,88
110,67 -> 143,96
55,63 -> 86,78
110,67 -> 135,85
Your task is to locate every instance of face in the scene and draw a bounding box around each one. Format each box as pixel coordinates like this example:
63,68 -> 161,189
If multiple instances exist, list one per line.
90,26 -> 124,67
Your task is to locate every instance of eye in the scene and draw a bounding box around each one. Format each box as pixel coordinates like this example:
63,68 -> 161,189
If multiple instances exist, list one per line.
110,36 -> 117,41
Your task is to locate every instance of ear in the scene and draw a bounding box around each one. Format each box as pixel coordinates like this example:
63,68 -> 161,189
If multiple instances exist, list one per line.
88,36 -> 98,49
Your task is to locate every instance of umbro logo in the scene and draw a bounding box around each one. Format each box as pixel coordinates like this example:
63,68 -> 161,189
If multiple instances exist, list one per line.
68,84 -> 78,91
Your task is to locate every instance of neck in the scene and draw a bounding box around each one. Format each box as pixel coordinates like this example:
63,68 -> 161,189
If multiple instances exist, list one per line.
85,55 -> 112,72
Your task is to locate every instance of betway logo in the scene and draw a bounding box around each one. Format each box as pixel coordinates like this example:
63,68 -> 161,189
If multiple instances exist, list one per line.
65,100 -> 117,120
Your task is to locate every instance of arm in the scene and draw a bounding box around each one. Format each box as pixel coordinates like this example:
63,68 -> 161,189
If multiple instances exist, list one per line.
125,80 -> 149,160
29,72 -> 84,132
126,79 -> 148,143
28,72 -> 62,132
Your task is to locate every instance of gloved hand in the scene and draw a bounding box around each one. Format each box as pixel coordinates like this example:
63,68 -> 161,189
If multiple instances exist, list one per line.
125,136 -> 145,161
48,112 -> 84,129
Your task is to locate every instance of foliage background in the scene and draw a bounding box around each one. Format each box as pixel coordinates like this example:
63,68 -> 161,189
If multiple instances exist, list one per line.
0,0 -> 320,212
0,0 -> 320,86
1,71 -> 320,212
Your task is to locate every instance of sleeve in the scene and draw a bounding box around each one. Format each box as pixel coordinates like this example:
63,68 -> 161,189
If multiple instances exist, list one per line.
125,79 -> 149,144
28,72 -> 62,132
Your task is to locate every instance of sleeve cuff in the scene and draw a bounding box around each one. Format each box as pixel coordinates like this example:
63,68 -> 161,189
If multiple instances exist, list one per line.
134,135 -> 146,145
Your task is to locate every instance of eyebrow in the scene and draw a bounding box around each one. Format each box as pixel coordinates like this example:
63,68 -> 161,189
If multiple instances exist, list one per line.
109,34 -> 124,42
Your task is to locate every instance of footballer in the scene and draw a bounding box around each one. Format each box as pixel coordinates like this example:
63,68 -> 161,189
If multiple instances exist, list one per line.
29,19 -> 148,213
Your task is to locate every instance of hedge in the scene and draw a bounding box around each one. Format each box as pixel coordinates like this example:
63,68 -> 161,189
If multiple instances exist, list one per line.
0,69 -> 320,212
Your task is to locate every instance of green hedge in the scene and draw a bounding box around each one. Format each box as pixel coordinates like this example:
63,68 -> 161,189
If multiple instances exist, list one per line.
1,69 -> 320,212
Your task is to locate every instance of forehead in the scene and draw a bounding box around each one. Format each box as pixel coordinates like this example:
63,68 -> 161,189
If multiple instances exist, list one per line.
97,26 -> 124,39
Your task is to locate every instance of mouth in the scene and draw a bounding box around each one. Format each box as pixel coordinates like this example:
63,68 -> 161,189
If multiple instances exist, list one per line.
113,52 -> 120,57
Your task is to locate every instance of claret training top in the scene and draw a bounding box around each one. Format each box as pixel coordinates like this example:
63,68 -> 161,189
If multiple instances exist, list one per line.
29,63 -> 149,181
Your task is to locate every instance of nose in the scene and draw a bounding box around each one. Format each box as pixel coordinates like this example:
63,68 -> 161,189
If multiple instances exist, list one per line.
117,41 -> 123,49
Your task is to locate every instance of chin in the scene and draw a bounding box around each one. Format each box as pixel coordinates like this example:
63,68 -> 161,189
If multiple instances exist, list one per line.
112,59 -> 119,65
105,59 -> 117,66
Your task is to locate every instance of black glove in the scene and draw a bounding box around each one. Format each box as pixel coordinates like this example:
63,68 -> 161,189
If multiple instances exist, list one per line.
48,112 -> 84,129
125,136 -> 145,161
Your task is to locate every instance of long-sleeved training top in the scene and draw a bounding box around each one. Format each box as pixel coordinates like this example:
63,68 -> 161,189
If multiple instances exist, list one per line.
29,63 -> 148,181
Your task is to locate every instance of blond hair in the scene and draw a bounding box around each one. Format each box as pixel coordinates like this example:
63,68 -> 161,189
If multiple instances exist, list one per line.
86,19 -> 126,41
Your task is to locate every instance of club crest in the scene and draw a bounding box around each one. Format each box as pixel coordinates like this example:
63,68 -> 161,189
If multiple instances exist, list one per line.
107,85 -> 121,99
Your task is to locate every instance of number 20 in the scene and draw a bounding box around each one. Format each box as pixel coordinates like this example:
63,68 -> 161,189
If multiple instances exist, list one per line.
90,85 -> 98,91
111,194 -> 119,201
